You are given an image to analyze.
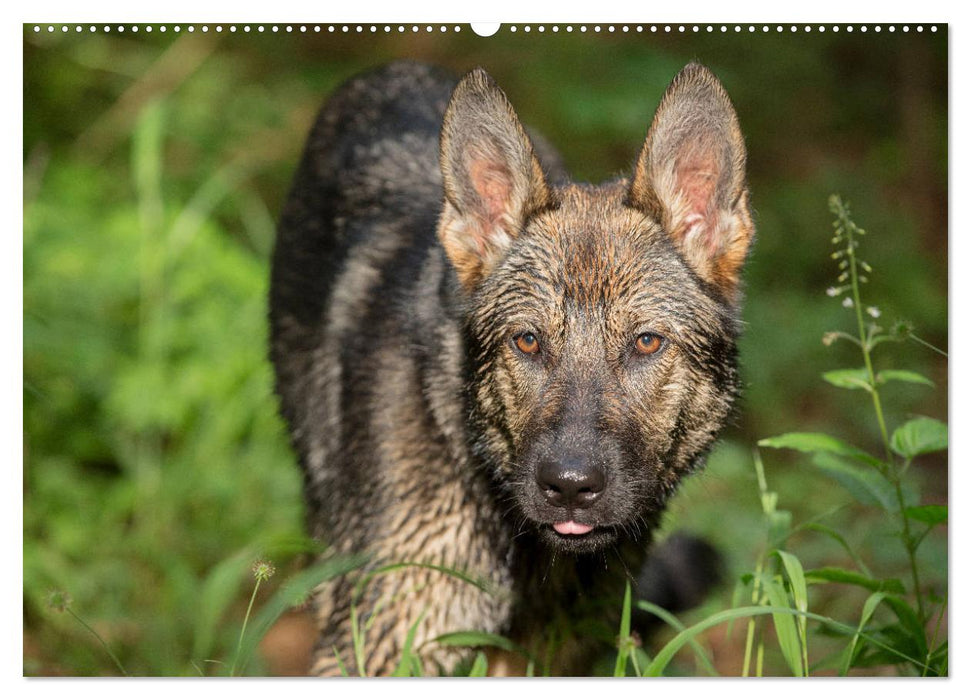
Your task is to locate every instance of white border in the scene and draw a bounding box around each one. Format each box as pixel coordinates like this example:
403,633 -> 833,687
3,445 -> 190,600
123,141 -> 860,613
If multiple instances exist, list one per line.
9,1 -> 963,697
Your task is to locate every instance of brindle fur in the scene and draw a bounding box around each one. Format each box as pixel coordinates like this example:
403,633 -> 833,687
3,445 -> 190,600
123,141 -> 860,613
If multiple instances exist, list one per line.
269,60 -> 753,676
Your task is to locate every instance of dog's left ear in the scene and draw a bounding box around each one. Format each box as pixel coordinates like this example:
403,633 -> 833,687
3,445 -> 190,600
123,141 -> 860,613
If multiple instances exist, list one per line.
629,63 -> 754,302
438,68 -> 553,290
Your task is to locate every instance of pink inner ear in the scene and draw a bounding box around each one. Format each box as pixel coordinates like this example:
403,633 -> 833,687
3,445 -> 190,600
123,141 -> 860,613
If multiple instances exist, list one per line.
676,156 -> 721,252
678,157 -> 717,216
469,157 -> 513,226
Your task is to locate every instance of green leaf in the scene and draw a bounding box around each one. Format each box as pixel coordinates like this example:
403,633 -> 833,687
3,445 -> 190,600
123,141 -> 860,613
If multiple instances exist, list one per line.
409,654 -> 424,677
797,523 -> 872,578
927,641 -> 948,676
804,567 -> 905,594
904,504 -> 947,525
877,369 -> 935,388
840,592 -> 887,675
775,551 -> 809,674
333,647 -> 350,677
613,580 -> 633,677
762,576 -> 806,676
635,601 -> 718,676
355,561 -> 496,601
759,432 -> 883,467
822,368 -> 872,391
643,605 -> 925,677
881,595 -> 928,660
776,552 -> 809,617
467,652 -> 488,677
432,630 -> 526,656
811,453 -> 897,513
391,612 -> 426,677
891,417 -> 948,459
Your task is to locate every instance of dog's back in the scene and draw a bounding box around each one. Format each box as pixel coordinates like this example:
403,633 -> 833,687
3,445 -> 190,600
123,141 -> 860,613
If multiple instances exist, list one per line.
270,62 -> 454,531
271,62 -> 518,675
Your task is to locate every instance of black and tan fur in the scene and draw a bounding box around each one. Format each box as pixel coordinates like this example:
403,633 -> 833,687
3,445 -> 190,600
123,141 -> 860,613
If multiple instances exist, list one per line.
269,60 -> 753,675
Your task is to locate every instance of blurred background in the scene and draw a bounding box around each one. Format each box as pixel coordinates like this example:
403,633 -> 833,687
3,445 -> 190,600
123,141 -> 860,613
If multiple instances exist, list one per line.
23,24 -> 947,676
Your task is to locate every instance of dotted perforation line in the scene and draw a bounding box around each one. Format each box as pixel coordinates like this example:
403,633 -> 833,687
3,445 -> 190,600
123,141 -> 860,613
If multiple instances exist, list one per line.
29,23 -> 940,34
29,24 -> 466,34
503,24 -> 938,33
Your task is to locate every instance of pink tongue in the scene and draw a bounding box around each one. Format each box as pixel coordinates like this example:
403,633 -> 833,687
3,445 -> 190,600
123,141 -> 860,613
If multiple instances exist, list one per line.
553,521 -> 593,535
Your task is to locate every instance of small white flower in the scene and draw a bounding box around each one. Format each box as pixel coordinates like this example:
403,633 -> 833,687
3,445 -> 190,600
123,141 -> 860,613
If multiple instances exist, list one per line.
826,287 -> 839,297
843,297 -> 854,308
867,306 -> 881,318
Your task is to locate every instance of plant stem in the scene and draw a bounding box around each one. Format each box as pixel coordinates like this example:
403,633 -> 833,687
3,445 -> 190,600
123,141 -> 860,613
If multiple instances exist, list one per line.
842,205 -> 925,625
230,577 -> 262,676
908,333 -> 948,358
67,608 -> 128,676
741,596 -> 757,675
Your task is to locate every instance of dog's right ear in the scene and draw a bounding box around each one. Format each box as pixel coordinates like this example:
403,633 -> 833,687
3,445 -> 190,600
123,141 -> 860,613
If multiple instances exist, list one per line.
438,68 -> 552,290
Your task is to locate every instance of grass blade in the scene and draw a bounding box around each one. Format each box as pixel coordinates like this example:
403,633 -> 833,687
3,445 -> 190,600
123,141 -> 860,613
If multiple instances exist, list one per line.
775,551 -> 809,675
644,605 -> 929,677
797,524 -> 873,578
804,567 -> 904,594
391,611 -> 427,677
763,576 -> 805,676
613,581 -> 633,677
840,592 -> 886,675
635,601 -> 718,676
468,651 -> 488,677
432,630 -> 527,656
334,647 -> 350,677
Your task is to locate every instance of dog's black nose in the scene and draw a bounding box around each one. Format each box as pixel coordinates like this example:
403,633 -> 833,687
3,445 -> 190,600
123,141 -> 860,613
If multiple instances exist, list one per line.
536,457 -> 605,508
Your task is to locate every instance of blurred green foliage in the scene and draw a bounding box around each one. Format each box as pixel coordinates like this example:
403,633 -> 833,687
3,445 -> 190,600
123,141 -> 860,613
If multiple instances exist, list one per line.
23,24 -> 946,675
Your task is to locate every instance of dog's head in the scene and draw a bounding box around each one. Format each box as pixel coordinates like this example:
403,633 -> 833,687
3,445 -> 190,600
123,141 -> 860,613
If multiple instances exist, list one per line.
438,64 -> 753,554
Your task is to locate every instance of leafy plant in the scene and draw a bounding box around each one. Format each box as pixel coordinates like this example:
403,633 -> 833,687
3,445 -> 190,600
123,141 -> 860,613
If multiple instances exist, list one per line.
751,195 -> 947,676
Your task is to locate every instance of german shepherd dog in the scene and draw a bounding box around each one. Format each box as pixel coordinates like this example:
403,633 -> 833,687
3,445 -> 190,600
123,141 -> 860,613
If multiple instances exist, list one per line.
269,60 -> 753,675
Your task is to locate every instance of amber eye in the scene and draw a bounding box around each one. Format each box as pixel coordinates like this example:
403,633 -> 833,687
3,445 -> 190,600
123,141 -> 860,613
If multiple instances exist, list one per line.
514,332 -> 540,355
634,333 -> 664,355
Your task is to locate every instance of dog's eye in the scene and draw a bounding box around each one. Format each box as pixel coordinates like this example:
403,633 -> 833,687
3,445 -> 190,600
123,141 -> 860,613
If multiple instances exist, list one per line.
634,333 -> 664,356
513,332 -> 540,355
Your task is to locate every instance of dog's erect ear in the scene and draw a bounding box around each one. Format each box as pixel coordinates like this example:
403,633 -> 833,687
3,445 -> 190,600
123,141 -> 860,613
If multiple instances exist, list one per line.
629,63 -> 754,301
438,68 -> 552,289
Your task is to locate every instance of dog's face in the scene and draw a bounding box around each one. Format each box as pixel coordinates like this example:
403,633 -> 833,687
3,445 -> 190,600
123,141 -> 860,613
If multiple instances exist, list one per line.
438,65 -> 753,554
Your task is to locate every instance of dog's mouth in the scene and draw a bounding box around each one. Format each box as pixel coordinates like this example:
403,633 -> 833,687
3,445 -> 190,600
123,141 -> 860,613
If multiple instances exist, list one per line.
540,520 -> 617,553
